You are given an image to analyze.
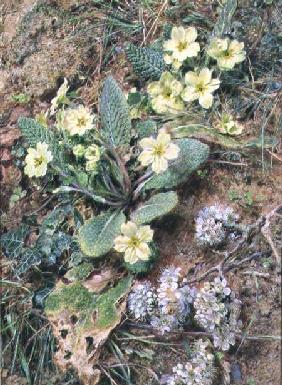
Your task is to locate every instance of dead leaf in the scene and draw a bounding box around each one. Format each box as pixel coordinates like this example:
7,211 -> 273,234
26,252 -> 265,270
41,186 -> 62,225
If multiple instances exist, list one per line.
82,269 -> 114,293
45,277 -> 132,384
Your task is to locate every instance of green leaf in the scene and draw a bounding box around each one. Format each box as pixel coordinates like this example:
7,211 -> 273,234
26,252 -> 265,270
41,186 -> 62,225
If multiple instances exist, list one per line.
15,247 -> 42,276
126,44 -> 166,80
40,205 -> 73,236
78,211 -> 126,258
65,262 -> 95,281
136,119 -> 157,139
143,139 -> 209,191
18,117 -> 63,165
100,76 -> 131,147
131,191 -> 178,224
173,125 -> 280,149
0,224 -> 29,259
213,0 -> 237,37
173,124 -> 242,148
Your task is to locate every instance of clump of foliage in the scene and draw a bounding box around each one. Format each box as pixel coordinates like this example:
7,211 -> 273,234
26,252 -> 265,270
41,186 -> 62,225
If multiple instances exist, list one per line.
16,75 -> 209,274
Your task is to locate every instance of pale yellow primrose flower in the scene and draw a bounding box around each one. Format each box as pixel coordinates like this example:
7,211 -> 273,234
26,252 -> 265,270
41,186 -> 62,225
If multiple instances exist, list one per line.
148,72 -> 184,114
217,114 -> 243,136
50,78 -> 69,115
84,144 -> 100,162
114,221 -> 153,264
182,68 -> 220,109
61,105 -> 94,136
163,26 -> 200,62
138,130 -> 180,174
207,38 -> 246,70
163,54 -> 182,70
24,142 -> 53,178
84,144 -> 100,172
73,144 -> 85,157
85,159 -> 99,172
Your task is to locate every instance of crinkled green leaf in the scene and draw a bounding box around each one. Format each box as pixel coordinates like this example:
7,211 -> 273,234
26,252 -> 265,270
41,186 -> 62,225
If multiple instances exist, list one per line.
15,247 -> 42,276
100,76 -> 131,147
126,44 -> 165,80
213,0 -> 237,37
143,138 -> 209,191
131,191 -> 178,224
78,211 -> 126,258
136,119 -> 157,139
0,224 -> 29,259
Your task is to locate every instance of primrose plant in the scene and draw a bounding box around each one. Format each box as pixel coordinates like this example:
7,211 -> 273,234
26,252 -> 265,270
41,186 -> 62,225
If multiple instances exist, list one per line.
18,76 -> 209,273
126,25 -> 246,134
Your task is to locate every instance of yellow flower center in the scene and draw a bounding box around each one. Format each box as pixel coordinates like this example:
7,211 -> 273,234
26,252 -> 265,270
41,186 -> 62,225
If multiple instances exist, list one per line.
153,144 -> 166,157
162,87 -> 172,99
177,41 -> 188,52
196,82 -> 207,94
223,49 -> 233,58
34,155 -> 45,167
77,117 -> 87,127
128,236 -> 141,248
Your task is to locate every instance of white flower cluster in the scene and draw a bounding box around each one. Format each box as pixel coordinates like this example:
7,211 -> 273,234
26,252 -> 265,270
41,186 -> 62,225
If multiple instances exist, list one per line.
195,204 -> 238,247
165,339 -> 215,385
194,277 -> 242,351
127,267 -> 196,334
151,267 -> 195,334
127,282 -> 156,320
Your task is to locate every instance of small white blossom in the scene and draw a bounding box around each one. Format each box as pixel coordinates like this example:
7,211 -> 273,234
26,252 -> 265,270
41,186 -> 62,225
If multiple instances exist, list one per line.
195,204 -> 239,247
163,339 -> 215,385
194,277 -> 242,351
127,282 -> 157,320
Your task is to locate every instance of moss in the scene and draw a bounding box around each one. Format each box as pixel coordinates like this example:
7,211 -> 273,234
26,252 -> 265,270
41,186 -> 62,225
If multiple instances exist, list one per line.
65,262 -> 94,281
45,276 -> 132,334
94,276 -> 132,329
45,282 -> 94,314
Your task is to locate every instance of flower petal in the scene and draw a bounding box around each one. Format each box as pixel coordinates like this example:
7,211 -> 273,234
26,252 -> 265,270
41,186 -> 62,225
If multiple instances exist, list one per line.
136,243 -> 150,261
171,26 -> 185,41
165,142 -> 180,160
199,93 -> 213,109
184,27 -> 197,43
206,78 -> 220,93
114,235 -> 130,252
181,86 -> 199,102
157,131 -> 171,146
139,137 -> 156,149
184,71 -> 199,86
121,221 -> 137,237
137,226 -> 154,242
199,68 -> 212,84
138,150 -> 154,166
124,248 -> 139,264
152,157 -> 168,174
